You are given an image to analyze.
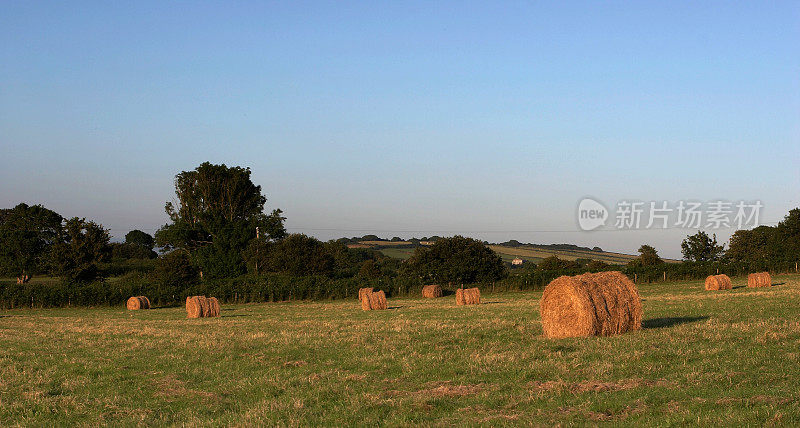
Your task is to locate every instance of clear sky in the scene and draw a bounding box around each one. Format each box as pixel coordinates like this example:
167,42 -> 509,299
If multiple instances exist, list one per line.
1,1 -> 798,258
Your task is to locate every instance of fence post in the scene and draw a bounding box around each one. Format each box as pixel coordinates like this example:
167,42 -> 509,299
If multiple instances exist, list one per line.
663,271 -> 666,282
634,273 -> 637,283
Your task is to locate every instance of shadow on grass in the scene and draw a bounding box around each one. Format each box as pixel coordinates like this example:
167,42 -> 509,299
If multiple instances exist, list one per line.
388,306 -> 408,310
773,282 -> 785,286
643,316 -> 708,329
221,314 -> 249,318
480,301 -> 504,305
732,286 -> 746,290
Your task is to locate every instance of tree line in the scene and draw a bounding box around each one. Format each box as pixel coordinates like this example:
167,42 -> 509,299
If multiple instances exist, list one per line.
1,161 -> 798,307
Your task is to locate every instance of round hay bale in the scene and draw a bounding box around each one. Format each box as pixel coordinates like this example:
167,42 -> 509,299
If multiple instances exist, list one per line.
422,284 -> 443,298
748,272 -> 772,288
186,296 -> 204,318
540,271 -> 642,338
199,296 -> 211,317
368,290 -> 387,310
140,296 -> 151,309
358,287 -> 374,301
460,287 -> 480,305
207,297 -> 221,317
126,296 -> 142,310
360,292 -> 373,310
705,274 -> 732,291
455,288 -> 466,306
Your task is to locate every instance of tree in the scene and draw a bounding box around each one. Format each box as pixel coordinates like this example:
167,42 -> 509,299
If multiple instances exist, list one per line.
0,203 -> 63,277
125,229 -> 155,250
536,255 -> 580,271
264,234 -> 333,276
629,244 -> 663,267
681,231 -> 725,262
155,162 -> 285,278
48,217 -> 110,282
152,250 -> 200,290
403,236 -> 506,284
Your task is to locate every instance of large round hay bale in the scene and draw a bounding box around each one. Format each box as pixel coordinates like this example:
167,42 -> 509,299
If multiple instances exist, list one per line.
358,287 -> 374,301
126,296 -> 149,310
747,272 -> 772,288
186,296 -> 205,318
455,288 -> 466,305
422,285 -> 443,298
704,274 -> 732,291
360,291 -> 373,310
368,290 -> 387,310
465,288 -> 481,305
540,271 -> 642,338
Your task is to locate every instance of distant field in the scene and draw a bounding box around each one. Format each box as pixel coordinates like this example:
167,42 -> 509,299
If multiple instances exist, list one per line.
375,243 -> 641,265
379,247 -> 415,260
489,245 -> 638,265
2,275 -> 799,425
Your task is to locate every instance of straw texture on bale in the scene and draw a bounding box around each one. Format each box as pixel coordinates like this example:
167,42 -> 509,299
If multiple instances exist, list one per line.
368,290 -> 387,310
422,284 -> 443,298
540,271 -> 642,338
747,272 -> 772,288
360,289 -> 387,310
455,288 -> 480,305
704,274 -> 732,291
126,296 -> 151,310
358,287 -> 373,301
186,296 -> 221,318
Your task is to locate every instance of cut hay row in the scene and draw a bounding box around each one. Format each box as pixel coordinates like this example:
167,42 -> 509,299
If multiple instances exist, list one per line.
704,274 -> 732,291
360,289 -> 387,310
422,284 -> 443,298
540,271 -> 642,338
126,296 -> 151,310
748,272 -> 772,288
186,296 -> 221,318
455,287 -> 480,305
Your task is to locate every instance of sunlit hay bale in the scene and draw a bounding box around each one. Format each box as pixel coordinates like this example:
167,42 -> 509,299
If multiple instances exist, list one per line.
705,274 -> 732,291
465,287 -> 481,305
358,287 -> 374,301
455,288 -> 466,306
422,285 -> 443,298
186,296 -> 206,318
207,297 -> 221,317
748,272 -> 772,288
368,290 -> 387,310
126,296 -> 150,310
360,291 -> 373,311
540,271 -> 642,338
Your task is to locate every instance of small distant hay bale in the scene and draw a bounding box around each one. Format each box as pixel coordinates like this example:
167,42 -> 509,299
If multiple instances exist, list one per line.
126,296 -> 150,310
704,274 -> 732,291
540,271 -> 642,338
422,285 -> 443,298
747,272 -> 772,288
455,288 -> 480,305
358,287 -> 374,301
186,296 -> 221,318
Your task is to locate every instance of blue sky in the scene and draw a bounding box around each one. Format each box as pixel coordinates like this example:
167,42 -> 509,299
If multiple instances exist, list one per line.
1,1 -> 798,258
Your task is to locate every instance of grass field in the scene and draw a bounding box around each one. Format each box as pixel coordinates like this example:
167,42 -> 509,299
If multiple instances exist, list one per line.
2,275 -> 800,426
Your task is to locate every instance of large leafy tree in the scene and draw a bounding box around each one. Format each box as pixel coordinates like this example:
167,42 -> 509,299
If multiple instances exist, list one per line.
48,217 -> 110,282
155,162 -> 286,278
628,244 -> 664,267
0,203 -> 63,277
681,231 -> 725,262
404,235 -> 507,284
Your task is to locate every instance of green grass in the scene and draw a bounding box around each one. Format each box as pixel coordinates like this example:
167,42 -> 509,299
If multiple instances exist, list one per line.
2,275 -> 800,426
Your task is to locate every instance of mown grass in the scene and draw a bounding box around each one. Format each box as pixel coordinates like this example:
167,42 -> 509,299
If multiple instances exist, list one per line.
1,275 -> 799,426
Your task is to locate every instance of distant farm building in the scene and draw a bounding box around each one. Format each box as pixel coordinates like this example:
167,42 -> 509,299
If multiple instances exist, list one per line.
512,257 -> 524,266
